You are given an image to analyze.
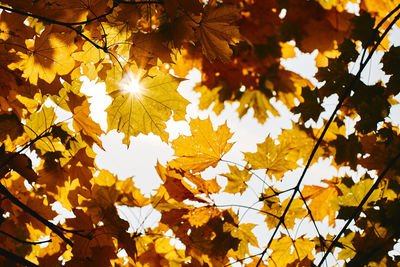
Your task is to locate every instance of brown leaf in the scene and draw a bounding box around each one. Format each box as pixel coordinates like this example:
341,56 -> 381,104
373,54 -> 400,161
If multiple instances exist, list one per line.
195,4 -> 240,62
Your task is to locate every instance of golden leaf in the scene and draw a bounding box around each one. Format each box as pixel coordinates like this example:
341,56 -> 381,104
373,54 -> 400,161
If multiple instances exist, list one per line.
106,71 -> 188,145
237,90 -> 279,124
72,100 -> 104,149
8,27 -> 76,85
222,165 -> 251,194
170,118 -> 234,173
244,136 -> 298,180
302,181 -> 339,226
269,235 -> 315,266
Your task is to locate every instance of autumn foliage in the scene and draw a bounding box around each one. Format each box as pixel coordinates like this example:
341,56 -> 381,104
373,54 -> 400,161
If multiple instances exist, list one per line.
1,0 -> 400,266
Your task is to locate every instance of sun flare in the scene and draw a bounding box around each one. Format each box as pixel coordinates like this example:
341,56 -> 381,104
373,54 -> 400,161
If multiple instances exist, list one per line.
120,72 -> 143,95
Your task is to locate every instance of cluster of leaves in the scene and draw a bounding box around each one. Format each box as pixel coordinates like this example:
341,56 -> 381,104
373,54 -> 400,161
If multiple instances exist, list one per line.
0,0 -> 400,266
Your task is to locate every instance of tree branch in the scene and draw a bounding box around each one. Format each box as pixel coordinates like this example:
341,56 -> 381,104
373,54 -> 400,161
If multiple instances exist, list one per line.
0,4 -> 107,52
256,4 -> 400,266
0,182 -> 73,246
317,151 -> 400,266
0,247 -> 38,267
0,229 -> 51,245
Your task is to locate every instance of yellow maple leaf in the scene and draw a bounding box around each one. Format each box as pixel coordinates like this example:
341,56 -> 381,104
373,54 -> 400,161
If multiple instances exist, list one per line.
155,162 -> 204,202
237,90 -> 279,124
170,118 -> 234,173
195,4 -> 240,62
302,181 -> 339,226
222,165 -> 251,194
244,136 -> 298,180
106,70 -> 188,145
263,198 -> 307,229
225,223 -> 258,259
184,171 -> 222,196
269,235 -> 315,266
182,206 -> 221,227
72,100 -> 104,149
8,27 -> 77,85
24,106 -> 63,153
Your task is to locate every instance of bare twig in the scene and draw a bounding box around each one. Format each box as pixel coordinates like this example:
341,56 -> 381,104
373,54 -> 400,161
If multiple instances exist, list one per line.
0,247 -> 38,267
317,151 -> 400,266
256,4 -> 400,266
0,229 -> 51,245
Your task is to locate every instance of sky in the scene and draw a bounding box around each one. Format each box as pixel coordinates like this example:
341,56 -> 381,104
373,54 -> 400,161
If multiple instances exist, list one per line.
43,25 -> 400,265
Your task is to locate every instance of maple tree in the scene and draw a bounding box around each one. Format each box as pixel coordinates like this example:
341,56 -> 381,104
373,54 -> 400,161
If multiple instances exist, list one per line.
0,0 -> 400,266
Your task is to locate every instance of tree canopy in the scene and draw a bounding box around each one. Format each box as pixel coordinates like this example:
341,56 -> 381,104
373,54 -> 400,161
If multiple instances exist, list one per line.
0,0 -> 400,266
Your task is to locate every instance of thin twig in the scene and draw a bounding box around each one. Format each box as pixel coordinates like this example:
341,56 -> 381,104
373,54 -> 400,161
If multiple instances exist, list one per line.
0,4 -> 106,52
317,150 -> 400,266
0,183 -> 73,246
256,4 -> 400,266
0,229 -> 52,245
0,247 -> 38,267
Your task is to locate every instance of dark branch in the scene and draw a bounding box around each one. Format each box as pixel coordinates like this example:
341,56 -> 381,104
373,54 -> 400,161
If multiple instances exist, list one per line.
256,4 -> 400,266
317,151 -> 400,266
0,182 -> 73,246
0,247 -> 38,267
0,230 -> 52,245
0,229 -> 51,245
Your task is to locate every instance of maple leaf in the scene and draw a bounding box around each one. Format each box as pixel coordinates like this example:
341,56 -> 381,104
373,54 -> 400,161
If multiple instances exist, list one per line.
155,162 -> 205,202
269,235 -> 315,266
225,223 -> 258,259
183,171 -> 221,196
130,32 -> 173,68
195,4 -> 241,62
182,206 -> 221,227
72,100 -> 104,149
0,113 -> 23,141
8,27 -> 77,85
106,71 -> 188,145
24,106 -> 61,154
291,86 -> 324,123
302,180 -> 340,226
222,165 -> 251,194
330,134 -> 362,169
263,198 -> 307,229
170,118 -> 234,173
382,46 -> 400,96
334,175 -> 382,210
244,136 -> 298,180
237,90 -> 279,124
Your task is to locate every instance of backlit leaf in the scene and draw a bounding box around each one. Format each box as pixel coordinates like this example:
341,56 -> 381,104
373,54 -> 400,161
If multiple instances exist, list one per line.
8,27 -> 76,85
222,165 -> 251,194
106,72 -> 188,145
170,118 -> 234,173
244,136 -> 298,180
